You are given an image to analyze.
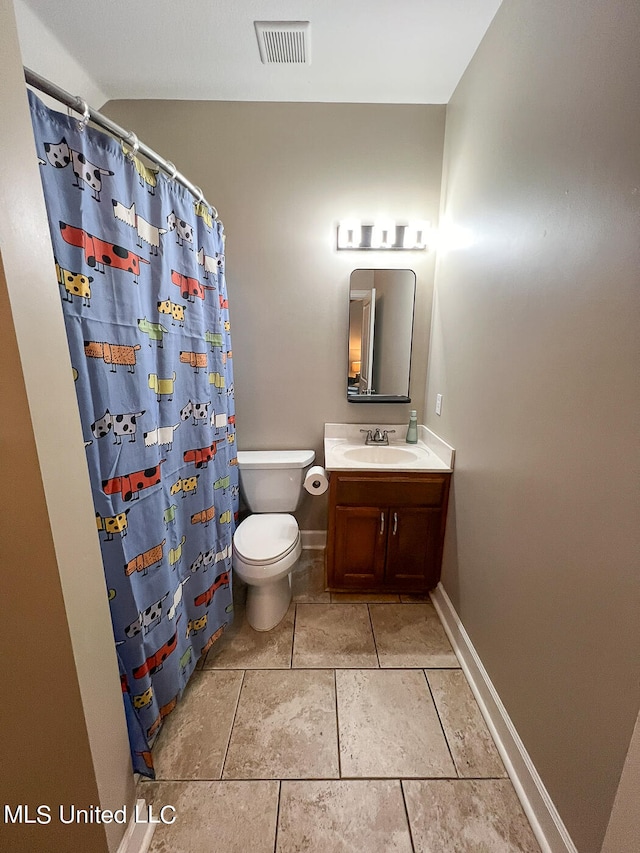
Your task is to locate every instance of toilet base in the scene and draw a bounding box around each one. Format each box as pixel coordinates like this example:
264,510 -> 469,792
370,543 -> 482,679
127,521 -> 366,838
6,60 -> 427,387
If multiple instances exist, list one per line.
245,572 -> 292,632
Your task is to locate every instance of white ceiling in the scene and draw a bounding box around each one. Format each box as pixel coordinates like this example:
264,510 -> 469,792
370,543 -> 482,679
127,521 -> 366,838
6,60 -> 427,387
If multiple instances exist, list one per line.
18,0 -> 502,104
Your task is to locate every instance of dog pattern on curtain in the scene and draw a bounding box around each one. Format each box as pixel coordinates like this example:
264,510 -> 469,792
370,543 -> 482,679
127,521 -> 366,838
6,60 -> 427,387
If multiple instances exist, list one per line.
29,91 -> 238,777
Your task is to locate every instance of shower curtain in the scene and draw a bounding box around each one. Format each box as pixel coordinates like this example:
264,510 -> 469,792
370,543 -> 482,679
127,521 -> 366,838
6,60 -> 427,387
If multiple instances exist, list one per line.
29,91 -> 238,777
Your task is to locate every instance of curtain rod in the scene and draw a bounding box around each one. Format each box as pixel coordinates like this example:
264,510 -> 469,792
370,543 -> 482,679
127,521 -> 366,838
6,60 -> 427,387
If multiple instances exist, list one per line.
24,66 -> 219,221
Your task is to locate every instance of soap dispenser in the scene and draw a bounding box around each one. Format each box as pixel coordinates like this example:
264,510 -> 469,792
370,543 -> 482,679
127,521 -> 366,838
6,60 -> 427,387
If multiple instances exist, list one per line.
406,410 -> 418,444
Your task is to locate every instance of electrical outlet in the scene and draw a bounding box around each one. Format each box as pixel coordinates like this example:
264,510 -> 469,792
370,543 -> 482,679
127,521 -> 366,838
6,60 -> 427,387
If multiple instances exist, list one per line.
435,394 -> 443,416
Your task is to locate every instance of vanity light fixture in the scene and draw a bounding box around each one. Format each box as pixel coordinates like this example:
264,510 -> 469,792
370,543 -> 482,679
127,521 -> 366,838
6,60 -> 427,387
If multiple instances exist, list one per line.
337,219 -> 430,250
339,219 -> 362,249
372,218 -> 395,250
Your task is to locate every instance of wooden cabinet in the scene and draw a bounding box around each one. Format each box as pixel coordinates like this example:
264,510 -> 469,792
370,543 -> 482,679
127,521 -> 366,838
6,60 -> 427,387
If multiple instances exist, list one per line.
326,471 -> 451,593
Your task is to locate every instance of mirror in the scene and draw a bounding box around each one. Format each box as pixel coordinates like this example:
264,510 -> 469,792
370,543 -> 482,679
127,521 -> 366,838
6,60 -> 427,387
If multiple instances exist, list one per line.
347,269 -> 416,403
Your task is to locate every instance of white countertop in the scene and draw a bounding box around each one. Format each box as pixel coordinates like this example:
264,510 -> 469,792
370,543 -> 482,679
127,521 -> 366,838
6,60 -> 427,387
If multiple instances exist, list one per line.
324,423 -> 455,473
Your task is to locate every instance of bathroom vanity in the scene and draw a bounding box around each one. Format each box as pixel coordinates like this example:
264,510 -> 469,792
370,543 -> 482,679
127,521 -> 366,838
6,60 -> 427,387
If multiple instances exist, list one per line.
323,424 -> 454,594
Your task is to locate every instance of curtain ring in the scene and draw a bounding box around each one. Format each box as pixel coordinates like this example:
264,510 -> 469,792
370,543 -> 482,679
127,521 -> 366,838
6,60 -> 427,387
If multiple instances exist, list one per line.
194,186 -> 204,205
211,205 -> 219,222
76,99 -> 90,131
165,160 -> 177,180
125,132 -> 139,159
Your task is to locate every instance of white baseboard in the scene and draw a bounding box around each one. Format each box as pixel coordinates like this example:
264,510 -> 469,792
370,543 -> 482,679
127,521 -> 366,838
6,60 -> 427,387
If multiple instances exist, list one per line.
115,799 -> 155,853
300,529 -> 327,549
430,583 -> 578,853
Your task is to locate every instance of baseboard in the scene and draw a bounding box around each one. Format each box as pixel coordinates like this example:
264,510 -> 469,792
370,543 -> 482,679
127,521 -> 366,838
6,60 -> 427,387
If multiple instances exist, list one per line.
430,583 -> 578,853
115,799 -> 155,853
300,529 -> 327,549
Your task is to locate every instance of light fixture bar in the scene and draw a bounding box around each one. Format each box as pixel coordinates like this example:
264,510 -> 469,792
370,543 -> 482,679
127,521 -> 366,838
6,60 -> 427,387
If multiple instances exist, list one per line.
337,219 -> 430,250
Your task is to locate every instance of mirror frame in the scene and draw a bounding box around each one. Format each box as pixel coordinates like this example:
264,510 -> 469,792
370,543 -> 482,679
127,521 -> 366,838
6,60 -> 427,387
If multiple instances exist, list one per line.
346,268 -> 416,404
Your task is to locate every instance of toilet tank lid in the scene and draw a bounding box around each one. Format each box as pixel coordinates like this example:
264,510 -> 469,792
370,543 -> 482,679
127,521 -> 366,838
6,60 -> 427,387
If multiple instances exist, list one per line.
237,450 -> 315,469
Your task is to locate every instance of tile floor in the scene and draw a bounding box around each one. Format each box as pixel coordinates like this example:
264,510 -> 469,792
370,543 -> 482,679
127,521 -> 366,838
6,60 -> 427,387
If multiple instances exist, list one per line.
140,551 -> 541,852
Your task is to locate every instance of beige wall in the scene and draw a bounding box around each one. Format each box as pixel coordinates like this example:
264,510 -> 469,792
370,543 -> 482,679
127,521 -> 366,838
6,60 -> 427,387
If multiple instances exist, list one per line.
0,255 -> 106,853
426,1 -> 640,851
601,707 -> 640,853
102,99 -> 446,529
0,1 -> 134,849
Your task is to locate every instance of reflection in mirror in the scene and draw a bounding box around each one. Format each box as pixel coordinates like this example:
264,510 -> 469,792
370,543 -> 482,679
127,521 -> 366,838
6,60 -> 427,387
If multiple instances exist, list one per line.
347,269 -> 416,403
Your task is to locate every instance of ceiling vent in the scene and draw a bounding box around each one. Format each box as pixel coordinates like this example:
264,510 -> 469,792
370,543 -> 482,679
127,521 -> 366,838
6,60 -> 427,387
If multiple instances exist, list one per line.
254,21 -> 311,64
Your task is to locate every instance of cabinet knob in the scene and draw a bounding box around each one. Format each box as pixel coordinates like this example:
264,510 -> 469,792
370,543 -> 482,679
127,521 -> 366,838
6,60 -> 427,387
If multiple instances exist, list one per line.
392,512 -> 398,535
380,512 -> 385,536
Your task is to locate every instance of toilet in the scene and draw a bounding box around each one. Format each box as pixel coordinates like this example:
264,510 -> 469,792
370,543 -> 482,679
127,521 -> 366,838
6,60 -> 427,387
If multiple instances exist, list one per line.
232,449 -> 315,631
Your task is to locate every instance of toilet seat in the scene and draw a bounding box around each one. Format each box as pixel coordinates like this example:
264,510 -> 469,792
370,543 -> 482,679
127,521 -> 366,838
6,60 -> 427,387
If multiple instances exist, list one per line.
233,513 -> 299,565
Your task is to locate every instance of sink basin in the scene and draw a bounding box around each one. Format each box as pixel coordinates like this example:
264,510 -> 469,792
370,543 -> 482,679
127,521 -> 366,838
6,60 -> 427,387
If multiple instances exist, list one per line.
324,424 -> 455,472
343,446 -> 421,464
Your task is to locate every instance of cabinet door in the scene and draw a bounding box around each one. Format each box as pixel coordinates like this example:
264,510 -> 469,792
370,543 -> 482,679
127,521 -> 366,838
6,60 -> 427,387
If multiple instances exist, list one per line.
385,507 -> 442,591
333,506 -> 387,589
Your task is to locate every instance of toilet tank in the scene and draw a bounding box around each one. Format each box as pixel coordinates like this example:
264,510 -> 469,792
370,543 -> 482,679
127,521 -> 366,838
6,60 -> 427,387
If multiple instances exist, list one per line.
237,450 -> 315,512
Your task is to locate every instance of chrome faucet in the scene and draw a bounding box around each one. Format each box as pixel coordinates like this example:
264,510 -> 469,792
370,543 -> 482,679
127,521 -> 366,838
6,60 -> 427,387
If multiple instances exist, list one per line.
360,428 -> 396,446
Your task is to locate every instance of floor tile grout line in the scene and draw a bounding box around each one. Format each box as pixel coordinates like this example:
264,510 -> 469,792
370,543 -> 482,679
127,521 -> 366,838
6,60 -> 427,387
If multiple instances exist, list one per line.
290,602 -> 297,669
400,779 -> 417,853
145,774 -> 512,783
422,668 -> 460,779
273,780 -> 281,853
366,604 -> 382,668
205,666 -> 299,671
330,597 -> 401,603
427,668 -> 508,779
206,664 -> 459,671
334,669 -> 342,779
219,668 -> 246,779
301,598 -> 415,604
207,665 -> 463,671
332,774 -> 473,781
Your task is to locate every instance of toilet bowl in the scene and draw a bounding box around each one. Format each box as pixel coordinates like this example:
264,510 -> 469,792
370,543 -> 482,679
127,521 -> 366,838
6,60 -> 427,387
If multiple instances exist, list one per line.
232,449 -> 315,631
233,513 -> 301,631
